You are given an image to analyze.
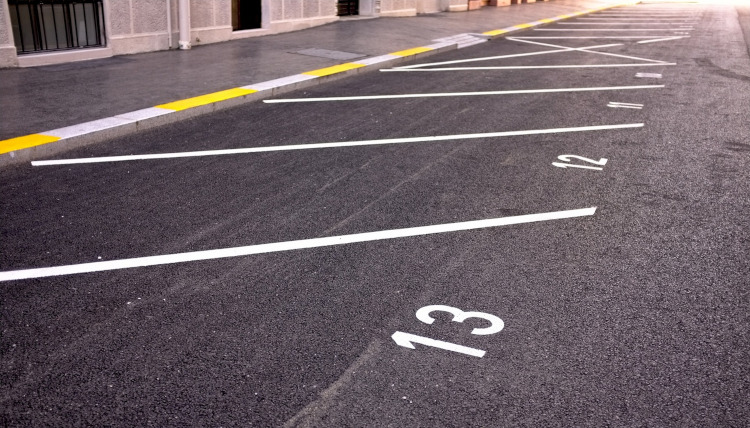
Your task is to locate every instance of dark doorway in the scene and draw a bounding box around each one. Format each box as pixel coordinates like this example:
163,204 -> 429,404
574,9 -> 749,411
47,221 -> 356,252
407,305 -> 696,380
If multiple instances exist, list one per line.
337,0 -> 359,16
232,0 -> 261,31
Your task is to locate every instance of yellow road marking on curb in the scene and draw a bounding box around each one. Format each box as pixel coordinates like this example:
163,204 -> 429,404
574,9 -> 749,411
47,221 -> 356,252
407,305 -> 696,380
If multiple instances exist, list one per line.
155,88 -> 257,111
303,63 -> 366,77
483,29 -> 509,36
514,23 -> 535,29
390,47 -> 433,57
538,18 -> 555,24
0,134 -> 61,155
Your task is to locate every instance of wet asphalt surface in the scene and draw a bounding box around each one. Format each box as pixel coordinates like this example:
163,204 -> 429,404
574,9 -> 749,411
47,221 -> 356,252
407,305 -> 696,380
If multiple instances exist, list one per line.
2,3 -> 750,426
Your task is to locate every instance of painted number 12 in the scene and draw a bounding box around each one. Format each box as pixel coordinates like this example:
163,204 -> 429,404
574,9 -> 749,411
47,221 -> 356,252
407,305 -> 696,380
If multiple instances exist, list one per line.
392,305 -> 504,358
552,154 -> 608,171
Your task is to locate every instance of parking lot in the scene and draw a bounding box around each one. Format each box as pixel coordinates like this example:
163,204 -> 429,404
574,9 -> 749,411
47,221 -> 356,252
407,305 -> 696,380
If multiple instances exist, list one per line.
2,2 -> 750,426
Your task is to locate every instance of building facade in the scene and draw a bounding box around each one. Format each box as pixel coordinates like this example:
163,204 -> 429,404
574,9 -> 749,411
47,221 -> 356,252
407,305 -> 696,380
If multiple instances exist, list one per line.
0,0 -> 501,68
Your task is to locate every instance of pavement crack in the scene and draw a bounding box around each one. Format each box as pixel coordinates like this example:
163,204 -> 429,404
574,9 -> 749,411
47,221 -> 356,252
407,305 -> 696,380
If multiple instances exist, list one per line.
319,145 -> 466,237
283,340 -> 382,428
694,58 -> 750,82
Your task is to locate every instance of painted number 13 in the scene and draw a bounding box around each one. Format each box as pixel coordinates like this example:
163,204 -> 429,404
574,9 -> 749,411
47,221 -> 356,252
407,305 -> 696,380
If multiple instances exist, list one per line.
392,305 -> 504,358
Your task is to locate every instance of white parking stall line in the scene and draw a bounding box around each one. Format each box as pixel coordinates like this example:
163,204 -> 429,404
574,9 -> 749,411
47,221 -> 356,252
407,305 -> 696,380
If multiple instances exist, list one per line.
511,36 -> 685,39
637,36 -> 689,44
263,85 -> 664,104
0,207 -> 598,281
576,18 -> 698,21
381,63 -> 675,72
558,22 -> 692,25
31,123 -> 644,166
589,14 -> 698,17
534,28 -> 692,31
608,102 -> 644,109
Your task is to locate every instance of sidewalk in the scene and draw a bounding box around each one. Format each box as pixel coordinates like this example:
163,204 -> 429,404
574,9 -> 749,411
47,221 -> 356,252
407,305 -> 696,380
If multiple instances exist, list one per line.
0,0 -> 630,164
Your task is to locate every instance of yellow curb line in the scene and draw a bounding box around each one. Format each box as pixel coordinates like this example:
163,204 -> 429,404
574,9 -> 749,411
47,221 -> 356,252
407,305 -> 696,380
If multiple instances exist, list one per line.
0,134 -> 61,155
390,46 -> 434,57
302,63 -> 367,77
155,87 -> 258,111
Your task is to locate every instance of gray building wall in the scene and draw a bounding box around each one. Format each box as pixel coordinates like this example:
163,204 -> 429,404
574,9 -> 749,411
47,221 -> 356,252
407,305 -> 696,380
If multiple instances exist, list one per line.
0,0 -> 18,67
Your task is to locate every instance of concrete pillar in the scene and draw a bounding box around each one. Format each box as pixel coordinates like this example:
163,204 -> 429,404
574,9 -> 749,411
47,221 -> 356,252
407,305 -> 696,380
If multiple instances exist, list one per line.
178,0 -> 191,49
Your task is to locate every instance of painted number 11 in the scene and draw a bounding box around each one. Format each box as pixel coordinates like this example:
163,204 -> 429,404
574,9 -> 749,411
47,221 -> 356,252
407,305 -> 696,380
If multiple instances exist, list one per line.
552,154 -> 608,171
392,305 -> 504,358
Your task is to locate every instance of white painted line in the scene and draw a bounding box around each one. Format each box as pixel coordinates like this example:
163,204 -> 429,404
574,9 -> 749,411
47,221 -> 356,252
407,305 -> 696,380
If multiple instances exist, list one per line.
0,207 -> 598,281
512,36 -> 682,39
31,123 -> 644,166
114,107 -> 173,122
608,101 -> 644,109
45,117 -> 135,139
242,74 -> 318,91
635,72 -> 662,78
590,15 -> 697,17
577,18 -> 698,20
263,85 -> 664,103
590,14 -> 697,17
576,14 -> 697,21
559,22 -> 692,25
637,36 -> 688,44
381,63 -> 676,72
534,28 -> 693,31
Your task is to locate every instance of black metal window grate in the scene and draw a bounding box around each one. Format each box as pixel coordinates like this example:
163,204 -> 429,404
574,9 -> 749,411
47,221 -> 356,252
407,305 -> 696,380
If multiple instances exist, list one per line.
337,0 -> 359,16
9,0 -> 106,55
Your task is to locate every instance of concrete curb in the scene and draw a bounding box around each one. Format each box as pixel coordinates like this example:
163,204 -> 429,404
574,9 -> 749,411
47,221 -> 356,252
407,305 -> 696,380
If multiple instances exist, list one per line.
0,1 -> 637,168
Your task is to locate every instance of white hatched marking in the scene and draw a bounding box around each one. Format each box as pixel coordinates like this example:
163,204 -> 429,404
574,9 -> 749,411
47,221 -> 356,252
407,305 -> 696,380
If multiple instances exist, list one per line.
384,37 -> 672,73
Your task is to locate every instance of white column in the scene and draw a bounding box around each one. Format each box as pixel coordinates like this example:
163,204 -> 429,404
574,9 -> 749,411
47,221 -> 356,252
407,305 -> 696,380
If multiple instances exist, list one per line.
178,0 -> 191,50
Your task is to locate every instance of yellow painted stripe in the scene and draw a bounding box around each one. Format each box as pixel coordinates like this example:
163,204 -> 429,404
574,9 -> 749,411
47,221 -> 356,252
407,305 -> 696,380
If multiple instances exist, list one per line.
483,29 -> 509,36
538,18 -> 555,24
155,87 -> 257,111
556,14 -> 572,19
302,63 -> 366,77
389,47 -> 433,57
0,134 -> 61,155
514,23 -> 535,29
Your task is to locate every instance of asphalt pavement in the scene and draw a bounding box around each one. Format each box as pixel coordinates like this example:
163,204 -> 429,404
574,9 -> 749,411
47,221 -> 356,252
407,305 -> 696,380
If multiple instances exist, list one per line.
2,1 -> 750,427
